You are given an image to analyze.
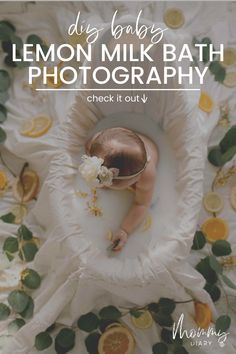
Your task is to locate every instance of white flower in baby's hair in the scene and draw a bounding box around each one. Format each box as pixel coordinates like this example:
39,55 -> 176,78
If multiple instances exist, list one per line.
79,154 -> 113,187
98,166 -> 113,186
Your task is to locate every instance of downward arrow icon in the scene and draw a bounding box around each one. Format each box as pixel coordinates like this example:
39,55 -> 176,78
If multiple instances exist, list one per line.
141,94 -> 148,103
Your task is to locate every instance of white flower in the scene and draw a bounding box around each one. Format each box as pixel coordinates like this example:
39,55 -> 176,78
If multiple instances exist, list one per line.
79,155 -> 104,186
98,166 -> 113,187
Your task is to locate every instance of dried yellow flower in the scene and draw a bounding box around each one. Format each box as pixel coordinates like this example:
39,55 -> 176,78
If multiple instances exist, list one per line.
220,256 -> 236,268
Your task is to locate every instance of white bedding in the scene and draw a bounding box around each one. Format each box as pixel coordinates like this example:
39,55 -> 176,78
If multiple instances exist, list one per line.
0,2 -> 235,354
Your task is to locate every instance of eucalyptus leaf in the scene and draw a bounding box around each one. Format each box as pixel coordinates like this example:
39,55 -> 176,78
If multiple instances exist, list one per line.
19,296 -> 34,319
148,303 -> 159,313
209,255 -> 223,274
19,242 -> 38,262
18,224 -> 33,240
85,332 -> 100,354
152,342 -> 168,354
214,66 -> 226,83
0,104 -> 7,123
99,306 -> 122,320
21,268 -> 41,289
157,298 -> 176,314
221,274 -> 236,290
0,20 -> 16,32
1,40 -> 12,54
55,328 -> 75,354
27,34 -> 43,47
0,70 -> 11,92
209,61 -> 222,75
195,256 -> 218,284
35,331 -> 53,351
0,22 -> 14,41
204,283 -> 221,302
3,236 -> 18,253
0,91 -> 9,104
192,231 -> 206,250
215,315 -> 231,332
0,127 -> 7,143
212,240 -> 232,257
5,251 -> 14,262
0,212 -> 15,223
8,318 -> 25,333
77,312 -> 99,332
153,312 -> 173,327
0,303 -> 10,320
11,35 -> 23,51
220,125 -> 236,153
208,146 -> 224,167
8,290 -> 29,313
222,146 -> 236,164
161,328 -> 174,344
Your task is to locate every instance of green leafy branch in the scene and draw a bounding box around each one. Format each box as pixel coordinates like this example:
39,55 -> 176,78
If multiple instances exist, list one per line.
192,230 -> 236,332
208,125 -> 236,167
32,299 -> 193,354
0,19 -> 48,143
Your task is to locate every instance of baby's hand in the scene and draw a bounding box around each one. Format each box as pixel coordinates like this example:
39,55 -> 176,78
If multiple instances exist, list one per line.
111,229 -> 128,252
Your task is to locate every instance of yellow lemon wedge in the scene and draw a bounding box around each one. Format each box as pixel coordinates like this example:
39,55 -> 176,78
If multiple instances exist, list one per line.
0,171 -> 8,192
142,215 -> 152,232
223,72 -> 236,88
98,326 -> 135,354
20,116 -> 52,138
203,192 -> 224,213
201,217 -> 229,243
164,8 -> 185,29
230,183 -> 236,211
221,48 -> 236,68
131,310 -> 153,329
12,169 -> 39,203
10,205 -> 27,224
194,302 -> 212,329
198,92 -> 214,113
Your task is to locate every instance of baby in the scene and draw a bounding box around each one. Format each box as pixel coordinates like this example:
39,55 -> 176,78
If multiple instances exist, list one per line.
79,127 -> 158,252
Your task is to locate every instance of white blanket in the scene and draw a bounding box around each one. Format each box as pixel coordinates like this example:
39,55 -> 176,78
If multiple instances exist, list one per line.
0,2 -> 236,354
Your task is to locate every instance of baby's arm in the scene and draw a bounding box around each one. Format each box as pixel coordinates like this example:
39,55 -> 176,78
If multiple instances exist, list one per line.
112,162 -> 156,251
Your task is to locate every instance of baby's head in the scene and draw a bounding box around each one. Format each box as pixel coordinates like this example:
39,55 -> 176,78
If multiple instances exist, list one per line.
84,127 -> 147,189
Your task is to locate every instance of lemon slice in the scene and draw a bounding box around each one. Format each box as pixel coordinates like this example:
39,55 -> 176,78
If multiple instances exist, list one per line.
230,183 -> 236,211
131,310 -> 153,329
12,169 -> 39,203
98,326 -> 135,354
164,8 -> 185,29
21,116 -> 52,138
20,120 -> 35,136
198,92 -> 214,113
0,170 -> 8,191
201,217 -> 229,243
221,48 -> 236,68
203,192 -> 224,213
223,72 -> 236,88
142,215 -> 152,231
194,302 -> 212,329
10,205 -> 27,224
68,32 -> 87,47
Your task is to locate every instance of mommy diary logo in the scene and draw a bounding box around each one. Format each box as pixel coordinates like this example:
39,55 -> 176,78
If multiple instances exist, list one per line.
173,314 -> 229,348
11,10 -> 224,89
